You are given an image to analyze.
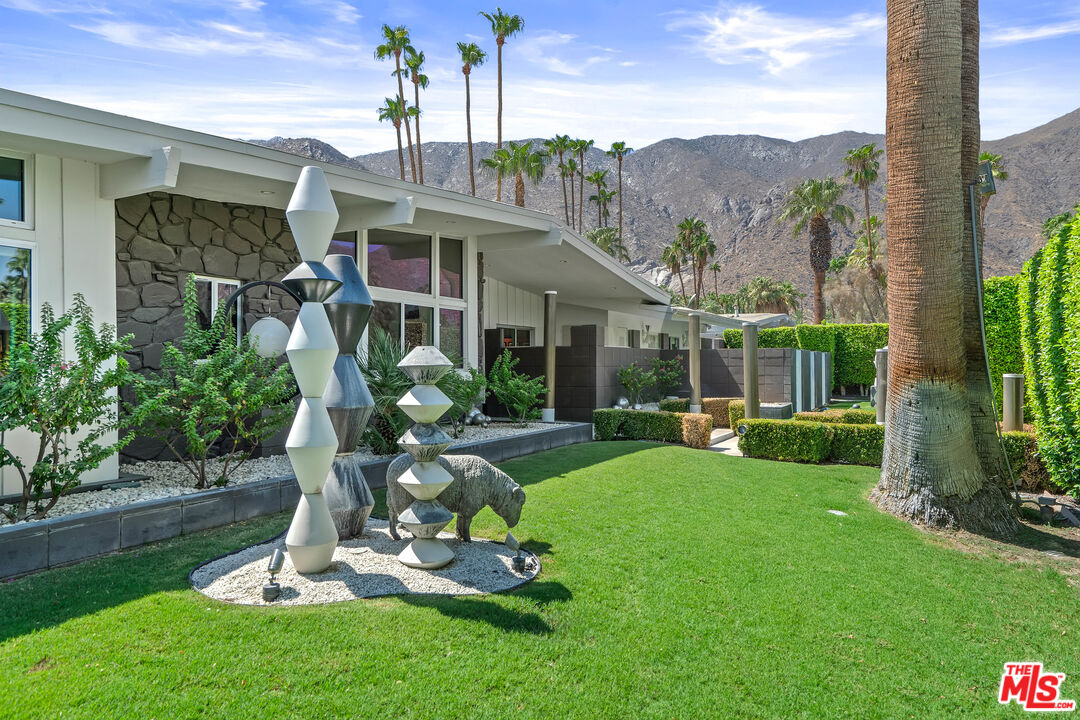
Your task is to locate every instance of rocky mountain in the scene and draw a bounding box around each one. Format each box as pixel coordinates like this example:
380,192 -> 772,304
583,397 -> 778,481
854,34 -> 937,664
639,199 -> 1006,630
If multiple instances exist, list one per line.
251,107 -> 1080,296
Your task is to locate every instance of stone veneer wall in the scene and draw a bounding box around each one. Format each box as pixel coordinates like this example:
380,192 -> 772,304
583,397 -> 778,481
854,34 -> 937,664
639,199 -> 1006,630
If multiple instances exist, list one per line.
115,192 -> 303,460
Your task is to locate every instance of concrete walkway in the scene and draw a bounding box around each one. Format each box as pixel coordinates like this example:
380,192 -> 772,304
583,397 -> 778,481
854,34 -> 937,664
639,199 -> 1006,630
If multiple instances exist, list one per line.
708,428 -> 742,456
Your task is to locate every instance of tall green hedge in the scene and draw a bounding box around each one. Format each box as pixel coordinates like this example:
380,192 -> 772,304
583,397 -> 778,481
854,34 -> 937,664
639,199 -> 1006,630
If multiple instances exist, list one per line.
721,327 -> 797,349
983,275 -> 1023,414
1020,209 -> 1080,494
830,324 -> 888,387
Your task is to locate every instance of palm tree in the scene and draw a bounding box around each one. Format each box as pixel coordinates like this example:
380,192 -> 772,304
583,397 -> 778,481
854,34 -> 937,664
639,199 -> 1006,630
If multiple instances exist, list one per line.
661,244 -> 687,301
585,227 -> 630,263
585,170 -> 609,228
606,141 -> 634,239
675,217 -> 707,304
741,276 -> 802,313
479,7 -> 524,202
873,0 -> 1016,535
377,97 -> 407,180
598,188 -> 617,226
375,24 -> 417,183
573,139 -> 593,231
778,178 -> 854,323
690,231 -> 716,304
545,135 -> 572,225
456,42 -> 487,197
563,157 -> 578,230
843,142 -> 884,277
977,151 -> 1007,216
708,260 -> 721,295
480,141 -> 548,208
405,48 -> 429,185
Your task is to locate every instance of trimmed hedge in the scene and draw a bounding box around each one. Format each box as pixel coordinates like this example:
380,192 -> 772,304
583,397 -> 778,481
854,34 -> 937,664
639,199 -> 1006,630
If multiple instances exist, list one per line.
737,418 -> 884,466
728,398 -> 745,429
983,275 -> 1024,414
828,423 -> 884,466
794,408 -> 877,424
830,324 -> 888,387
681,413 -> 713,449
1020,208 -> 1080,494
738,419 -> 832,463
1001,431 -> 1057,494
659,396 -> 738,428
721,327 -> 798,349
593,408 -> 712,448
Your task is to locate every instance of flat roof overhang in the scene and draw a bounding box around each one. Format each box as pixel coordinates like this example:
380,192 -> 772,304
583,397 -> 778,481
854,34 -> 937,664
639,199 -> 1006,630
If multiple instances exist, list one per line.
0,88 -> 668,310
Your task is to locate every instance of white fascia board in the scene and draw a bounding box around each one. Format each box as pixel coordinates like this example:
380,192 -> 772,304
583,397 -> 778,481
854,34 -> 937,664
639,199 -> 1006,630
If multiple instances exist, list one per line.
99,145 -> 181,199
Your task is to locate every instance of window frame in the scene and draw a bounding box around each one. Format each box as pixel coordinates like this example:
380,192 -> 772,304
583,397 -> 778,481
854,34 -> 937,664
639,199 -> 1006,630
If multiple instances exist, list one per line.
497,324 -> 535,348
0,236 -> 37,333
191,274 -> 242,324
0,150 -> 34,230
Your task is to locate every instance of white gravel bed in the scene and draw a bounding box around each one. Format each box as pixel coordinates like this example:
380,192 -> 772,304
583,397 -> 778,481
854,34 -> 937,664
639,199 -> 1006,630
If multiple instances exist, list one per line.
1,421 -> 564,526
191,517 -> 539,605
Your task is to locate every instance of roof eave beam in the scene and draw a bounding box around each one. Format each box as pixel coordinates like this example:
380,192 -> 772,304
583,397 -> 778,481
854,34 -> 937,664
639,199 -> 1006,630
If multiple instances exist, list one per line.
99,145 -> 181,200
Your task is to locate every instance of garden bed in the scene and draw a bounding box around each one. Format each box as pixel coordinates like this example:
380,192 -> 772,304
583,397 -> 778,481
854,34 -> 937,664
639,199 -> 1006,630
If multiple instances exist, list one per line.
0,422 -> 591,579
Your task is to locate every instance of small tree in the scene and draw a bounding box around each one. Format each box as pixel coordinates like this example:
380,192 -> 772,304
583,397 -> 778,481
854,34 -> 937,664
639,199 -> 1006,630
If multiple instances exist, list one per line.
441,365 -> 488,437
488,349 -> 545,425
0,295 -> 134,522
649,357 -> 684,399
128,276 -> 295,489
617,361 -> 656,405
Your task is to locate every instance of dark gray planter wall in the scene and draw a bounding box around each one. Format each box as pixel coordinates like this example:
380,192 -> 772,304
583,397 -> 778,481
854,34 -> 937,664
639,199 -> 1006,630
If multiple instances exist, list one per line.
0,423 -> 592,580
115,192 -> 302,460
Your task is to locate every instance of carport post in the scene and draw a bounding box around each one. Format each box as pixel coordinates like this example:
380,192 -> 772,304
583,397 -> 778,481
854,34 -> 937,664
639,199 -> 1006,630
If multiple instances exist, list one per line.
542,291 -> 557,423
689,313 -> 702,413
743,322 -> 760,419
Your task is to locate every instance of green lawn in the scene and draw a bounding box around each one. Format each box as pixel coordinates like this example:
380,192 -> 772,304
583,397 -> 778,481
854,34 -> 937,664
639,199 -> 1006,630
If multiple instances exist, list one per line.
2,443 -> 1079,719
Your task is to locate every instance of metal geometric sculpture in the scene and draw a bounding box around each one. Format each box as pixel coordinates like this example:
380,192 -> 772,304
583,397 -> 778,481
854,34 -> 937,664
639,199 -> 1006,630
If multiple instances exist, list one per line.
321,253 -> 376,539
394,346 -> 457,569
283,166 -> 344,573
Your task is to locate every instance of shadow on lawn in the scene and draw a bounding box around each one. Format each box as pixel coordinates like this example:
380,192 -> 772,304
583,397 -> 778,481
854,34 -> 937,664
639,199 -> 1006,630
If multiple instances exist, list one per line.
398,580 -> 572,635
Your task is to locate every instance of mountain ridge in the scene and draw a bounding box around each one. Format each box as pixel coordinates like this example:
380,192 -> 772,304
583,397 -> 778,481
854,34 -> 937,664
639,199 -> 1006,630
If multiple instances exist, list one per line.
249,107 -> 1080,295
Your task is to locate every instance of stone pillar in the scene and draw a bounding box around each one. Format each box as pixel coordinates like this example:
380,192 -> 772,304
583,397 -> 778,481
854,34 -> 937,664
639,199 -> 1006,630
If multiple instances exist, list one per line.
743,322 -> 759,419
689,313 -> 702,413
543,291 -> 557,423
1003,373 -> 1025,432
283,166 -> 342,574
874,347 -> 888,426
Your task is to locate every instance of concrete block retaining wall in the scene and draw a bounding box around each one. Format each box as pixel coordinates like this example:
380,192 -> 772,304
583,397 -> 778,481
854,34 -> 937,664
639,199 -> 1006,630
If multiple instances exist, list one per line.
0,422 -> 592,580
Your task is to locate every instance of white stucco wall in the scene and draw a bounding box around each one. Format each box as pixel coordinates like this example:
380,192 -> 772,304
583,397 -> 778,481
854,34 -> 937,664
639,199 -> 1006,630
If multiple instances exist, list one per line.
0,153 -> 118,496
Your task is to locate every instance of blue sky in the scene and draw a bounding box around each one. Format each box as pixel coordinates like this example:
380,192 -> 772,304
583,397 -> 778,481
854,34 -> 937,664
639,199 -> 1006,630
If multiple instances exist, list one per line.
2,0 -> 1078,155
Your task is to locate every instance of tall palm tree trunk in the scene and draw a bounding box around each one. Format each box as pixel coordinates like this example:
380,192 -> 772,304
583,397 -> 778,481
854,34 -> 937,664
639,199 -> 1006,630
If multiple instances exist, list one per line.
961,0 -> 1011,492
676,266 -> 686,300
713,269 -> 718,295
809,215 -> 831,323
863,185 -> 881,280
514,172 -> 525,207
578,151 -> 585,231
394,123 -> 405,181
872,0 -> 1015,535
568,172 -> 576,230
495,40 -> 504,202
617,157 -> 624,238
465,73 -> 476,196
395,54 -> 416,183
558,152 -> 569,224
413,81 -> 424,184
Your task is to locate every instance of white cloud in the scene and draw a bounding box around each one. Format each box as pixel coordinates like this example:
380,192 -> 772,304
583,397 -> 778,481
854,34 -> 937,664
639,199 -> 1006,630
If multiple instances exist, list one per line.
515,31 -> 612,76
985,18 -> 1080,46
667,4 -> 884,75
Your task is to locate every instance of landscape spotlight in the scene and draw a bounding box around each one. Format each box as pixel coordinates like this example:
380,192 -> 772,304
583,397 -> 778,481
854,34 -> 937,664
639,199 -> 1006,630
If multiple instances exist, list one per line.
263,548 -> 285,602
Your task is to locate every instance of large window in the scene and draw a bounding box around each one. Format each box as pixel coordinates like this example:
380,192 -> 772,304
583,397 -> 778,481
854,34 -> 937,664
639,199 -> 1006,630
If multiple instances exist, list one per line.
328,230 -> 357,260
439,308 -> 463,362
371,301 -> 434,352
368,229 -> 431,293
0,155 -> 29,226
439,237 -> 463,299
0,241 -> 31,346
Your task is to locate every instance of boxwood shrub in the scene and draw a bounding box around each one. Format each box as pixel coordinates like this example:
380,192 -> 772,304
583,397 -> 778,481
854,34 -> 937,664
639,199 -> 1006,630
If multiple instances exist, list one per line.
658,397 -> 688,413
721,327 -> 798,349
828,423 -> 884,466
592,408 -> 712,448
660,397 -> 739,428
738,419 -> 832,463
794,408 -> 877,425
728,398 -> 745,429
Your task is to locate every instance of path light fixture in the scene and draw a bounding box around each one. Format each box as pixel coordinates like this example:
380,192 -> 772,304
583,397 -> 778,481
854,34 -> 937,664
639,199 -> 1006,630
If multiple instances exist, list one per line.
506,531 -> 526,573
263,548 -> 285,601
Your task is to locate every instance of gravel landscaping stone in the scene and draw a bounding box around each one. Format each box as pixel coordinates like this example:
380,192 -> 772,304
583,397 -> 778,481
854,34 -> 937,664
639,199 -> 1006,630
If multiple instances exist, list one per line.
1,422 -> 563,526
191,517 -> 539,605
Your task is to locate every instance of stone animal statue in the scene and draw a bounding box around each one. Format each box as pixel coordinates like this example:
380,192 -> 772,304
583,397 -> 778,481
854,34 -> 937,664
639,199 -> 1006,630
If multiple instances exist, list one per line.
386,454 -> 526,542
